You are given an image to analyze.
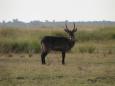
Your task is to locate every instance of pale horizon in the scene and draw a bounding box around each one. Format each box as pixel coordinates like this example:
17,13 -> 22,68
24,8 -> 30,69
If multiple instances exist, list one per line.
0,0 -> 115,22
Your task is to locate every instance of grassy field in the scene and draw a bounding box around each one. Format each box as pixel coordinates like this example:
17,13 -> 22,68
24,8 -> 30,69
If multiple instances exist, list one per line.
0,26 -> 115,86
0,53 -> 115,86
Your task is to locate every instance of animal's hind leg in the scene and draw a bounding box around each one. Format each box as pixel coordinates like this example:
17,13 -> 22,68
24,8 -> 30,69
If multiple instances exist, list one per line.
41,43 -> 48,64
41,51 -> 48,64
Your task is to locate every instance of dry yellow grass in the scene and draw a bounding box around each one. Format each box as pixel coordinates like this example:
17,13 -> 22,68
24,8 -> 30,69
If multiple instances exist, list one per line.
0,53 -> 115,86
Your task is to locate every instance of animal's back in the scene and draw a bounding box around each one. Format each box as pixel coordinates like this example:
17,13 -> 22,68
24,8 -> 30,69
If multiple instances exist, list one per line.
41,36 -> 70,51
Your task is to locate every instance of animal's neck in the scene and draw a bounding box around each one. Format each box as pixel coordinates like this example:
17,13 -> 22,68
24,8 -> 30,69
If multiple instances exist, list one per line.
69,38 -> 75,48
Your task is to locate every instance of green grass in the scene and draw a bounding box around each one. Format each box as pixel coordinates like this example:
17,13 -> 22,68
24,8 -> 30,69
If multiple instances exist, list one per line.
0,26 -> 115,53
77,27 -> 115,42
78,44 -> 96,53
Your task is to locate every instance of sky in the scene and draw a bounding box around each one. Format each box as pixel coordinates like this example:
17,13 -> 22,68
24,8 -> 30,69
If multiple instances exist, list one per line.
0,0 -> 115,22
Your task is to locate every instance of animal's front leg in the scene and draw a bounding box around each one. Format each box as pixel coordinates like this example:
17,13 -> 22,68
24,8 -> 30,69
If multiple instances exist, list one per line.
62,52 -> 65,65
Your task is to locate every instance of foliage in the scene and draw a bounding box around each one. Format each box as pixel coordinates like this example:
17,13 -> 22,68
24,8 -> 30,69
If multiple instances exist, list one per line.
0,26 -> 115,53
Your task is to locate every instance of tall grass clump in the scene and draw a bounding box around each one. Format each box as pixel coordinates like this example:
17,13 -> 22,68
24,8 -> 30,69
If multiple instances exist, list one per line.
77,27 -> 115,42
0,28 -> 41,53
78,45 -> 96,53
0,40 -> 41,53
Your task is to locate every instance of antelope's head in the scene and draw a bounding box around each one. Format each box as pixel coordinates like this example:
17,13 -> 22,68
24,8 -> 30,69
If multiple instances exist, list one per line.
64,23 -> 77,41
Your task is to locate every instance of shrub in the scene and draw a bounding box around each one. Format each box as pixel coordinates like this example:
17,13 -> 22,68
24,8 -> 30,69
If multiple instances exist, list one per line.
78,45 -> 96,54
77,27 -> 115,42
0,41 -> 41,53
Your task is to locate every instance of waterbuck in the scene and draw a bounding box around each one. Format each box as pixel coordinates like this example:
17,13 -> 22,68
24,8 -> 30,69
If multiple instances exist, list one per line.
41,23 -> 77,64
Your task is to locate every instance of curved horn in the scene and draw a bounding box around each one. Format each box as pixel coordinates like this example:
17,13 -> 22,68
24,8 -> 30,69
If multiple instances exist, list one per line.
64,23 -> 69,33
65,23 -> 68,29
72,23 -> 77,32
73,22 -> 75,29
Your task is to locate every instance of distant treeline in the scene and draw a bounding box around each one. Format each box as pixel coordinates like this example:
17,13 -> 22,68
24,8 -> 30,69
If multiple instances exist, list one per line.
0,19 -> 115,29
